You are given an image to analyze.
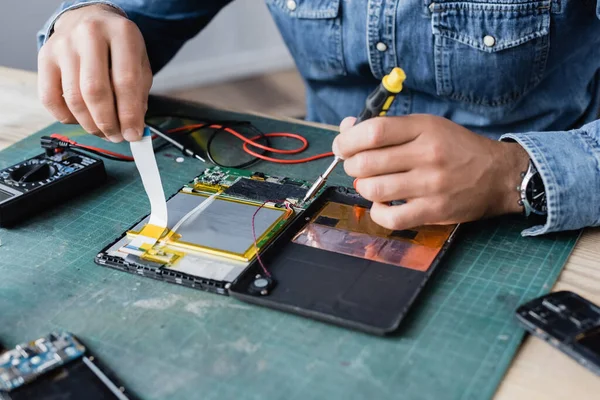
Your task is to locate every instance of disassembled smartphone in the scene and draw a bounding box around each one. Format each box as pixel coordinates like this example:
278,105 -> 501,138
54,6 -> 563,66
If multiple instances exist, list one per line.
516,291 -> 600,375
0,332 -> 132,400
96,167 -> 459,335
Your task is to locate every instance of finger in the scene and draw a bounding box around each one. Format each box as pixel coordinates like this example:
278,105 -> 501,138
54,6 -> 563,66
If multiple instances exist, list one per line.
59,55 -> 103,138
339,116 -> 356,132
110,22 -> 151,142
332,115 -> 423,159
77,30 -> 122,142
37,54 -> 75,124
370,199 -> 432,230
343,140 -> 428,178
355,171 -> 428,203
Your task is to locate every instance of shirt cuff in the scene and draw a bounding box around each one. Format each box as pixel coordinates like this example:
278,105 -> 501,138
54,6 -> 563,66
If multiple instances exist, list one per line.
38,1 -> 127,49
501,126 -> 600,236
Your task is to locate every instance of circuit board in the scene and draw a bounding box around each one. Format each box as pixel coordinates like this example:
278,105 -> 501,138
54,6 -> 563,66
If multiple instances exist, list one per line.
183,167 -> 311,252
95,167 -> 316,294
0,332 -> 84,392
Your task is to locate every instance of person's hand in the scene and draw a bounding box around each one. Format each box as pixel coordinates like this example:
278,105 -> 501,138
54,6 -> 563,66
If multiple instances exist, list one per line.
37,4 -> 152,142
332,114 -> 530,230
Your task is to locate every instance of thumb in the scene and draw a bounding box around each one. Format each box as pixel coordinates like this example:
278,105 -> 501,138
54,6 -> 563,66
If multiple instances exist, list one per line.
339,116 -> 357,132
333,117 -> 357,157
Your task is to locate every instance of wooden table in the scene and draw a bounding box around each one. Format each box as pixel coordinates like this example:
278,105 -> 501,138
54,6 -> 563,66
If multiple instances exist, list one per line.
1,66 -> 599,399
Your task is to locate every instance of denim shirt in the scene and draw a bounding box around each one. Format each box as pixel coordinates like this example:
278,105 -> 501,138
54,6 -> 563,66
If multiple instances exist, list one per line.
38,0 -> 600,236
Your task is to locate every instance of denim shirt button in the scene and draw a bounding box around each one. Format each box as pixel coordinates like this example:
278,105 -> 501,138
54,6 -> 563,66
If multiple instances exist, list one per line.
376,42 -> 388,52
483,35 -> 496,47
286,0 -> 297,11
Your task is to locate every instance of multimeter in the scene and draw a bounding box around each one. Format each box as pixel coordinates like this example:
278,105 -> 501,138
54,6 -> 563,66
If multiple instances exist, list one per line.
0,144 -> 106,227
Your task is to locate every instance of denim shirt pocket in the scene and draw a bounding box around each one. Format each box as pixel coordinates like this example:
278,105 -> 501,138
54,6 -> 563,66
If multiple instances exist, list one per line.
265,0 -> 347,80
431,1 -> 551,107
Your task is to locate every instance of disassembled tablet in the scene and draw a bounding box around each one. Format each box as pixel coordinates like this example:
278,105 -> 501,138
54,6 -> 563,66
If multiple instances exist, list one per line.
96,167 -> 311,294
96,167 -> 459,334
0,332 -> 132,400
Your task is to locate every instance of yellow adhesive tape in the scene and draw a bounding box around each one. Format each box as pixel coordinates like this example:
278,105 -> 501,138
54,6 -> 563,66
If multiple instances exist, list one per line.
138,223 -> 167,239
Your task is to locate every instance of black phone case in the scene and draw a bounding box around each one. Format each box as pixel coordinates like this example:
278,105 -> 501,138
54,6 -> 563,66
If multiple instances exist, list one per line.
230,186 -> 460,336
516,291 -> 600,375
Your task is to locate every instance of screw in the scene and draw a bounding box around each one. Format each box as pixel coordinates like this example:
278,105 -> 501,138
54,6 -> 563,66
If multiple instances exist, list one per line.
260,289 -> 268,296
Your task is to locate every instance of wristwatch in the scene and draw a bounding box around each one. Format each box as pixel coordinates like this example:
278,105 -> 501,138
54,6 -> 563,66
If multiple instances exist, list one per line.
518,160 -> 547,217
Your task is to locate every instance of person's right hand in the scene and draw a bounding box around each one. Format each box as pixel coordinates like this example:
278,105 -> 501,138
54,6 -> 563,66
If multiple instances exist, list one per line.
38,4 -> 153,142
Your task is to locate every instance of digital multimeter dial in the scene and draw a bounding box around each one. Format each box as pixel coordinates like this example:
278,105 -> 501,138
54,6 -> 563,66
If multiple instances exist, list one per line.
0,150 -> 106,227
5,159 -> 63,189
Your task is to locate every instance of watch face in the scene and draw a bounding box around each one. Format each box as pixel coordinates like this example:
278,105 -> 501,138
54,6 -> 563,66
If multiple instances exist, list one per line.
526,173 -> 547,215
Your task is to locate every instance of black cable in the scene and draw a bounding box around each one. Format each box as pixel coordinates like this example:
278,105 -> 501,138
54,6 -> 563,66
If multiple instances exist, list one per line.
146,115 -> 272,168
202,120 -> 271,168
80,118 -> 270,166
206,123 -> 272,169
72,146 -> 134,162
205,125 -> 266,169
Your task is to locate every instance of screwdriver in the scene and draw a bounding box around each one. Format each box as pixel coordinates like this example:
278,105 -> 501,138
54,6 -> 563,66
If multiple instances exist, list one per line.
302,67 -> 406,203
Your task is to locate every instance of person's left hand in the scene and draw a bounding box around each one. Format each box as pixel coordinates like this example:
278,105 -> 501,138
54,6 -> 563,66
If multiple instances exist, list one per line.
332,114 -> 530,230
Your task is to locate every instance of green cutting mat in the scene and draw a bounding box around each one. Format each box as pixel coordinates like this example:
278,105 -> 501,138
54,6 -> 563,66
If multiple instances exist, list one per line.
0,101 -> 579,400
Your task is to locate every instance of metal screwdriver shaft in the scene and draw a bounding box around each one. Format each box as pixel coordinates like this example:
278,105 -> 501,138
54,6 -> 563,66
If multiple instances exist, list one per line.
302,67 -> 406,204
146,124 -> 206,162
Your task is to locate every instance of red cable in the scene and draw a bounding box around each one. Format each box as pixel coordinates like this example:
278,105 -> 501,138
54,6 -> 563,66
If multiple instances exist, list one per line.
50,133 -> 134,161
169,123 -> 334,164
242,134 -> 333,164
251,199 -> 293,278
166,124 -> 208,134
251,201 -> 272,278
77,144 -> 134,161
51,121 -> 334,164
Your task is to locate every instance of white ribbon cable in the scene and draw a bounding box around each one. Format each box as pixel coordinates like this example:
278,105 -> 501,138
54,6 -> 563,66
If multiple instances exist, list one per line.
164,191 -> 222,241
121,127 -> 168,256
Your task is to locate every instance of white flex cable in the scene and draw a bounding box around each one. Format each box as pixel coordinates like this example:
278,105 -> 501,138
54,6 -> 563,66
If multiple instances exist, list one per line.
163,191 -> 222,241
121,127 -> 168,256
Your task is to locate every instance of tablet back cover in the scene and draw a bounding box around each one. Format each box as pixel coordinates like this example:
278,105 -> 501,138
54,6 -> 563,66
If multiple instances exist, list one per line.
230,187 -> 458,335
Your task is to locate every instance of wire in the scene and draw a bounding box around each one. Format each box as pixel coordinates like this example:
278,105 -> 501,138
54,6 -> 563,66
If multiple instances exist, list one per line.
167,120 -> 270,169
205,123 -> 270,169
146,123 -> 206,162
70,147 -> 133,162
49,134 -> 134,161
251,199 -> 293,279
49,117 -> 334,166
170,123 -> 334,164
